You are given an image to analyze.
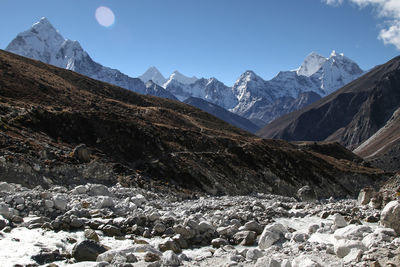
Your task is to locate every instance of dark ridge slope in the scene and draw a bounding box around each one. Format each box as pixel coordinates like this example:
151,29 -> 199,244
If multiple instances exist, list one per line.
0,50 -> 386,198
258,56 -> 400,150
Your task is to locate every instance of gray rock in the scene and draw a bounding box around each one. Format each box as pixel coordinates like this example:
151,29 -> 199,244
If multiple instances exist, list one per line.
85,229 -> 100,242
0,203 -> 11,219
88,184 -> 110,196
246,248 -> 263,261
162,251 -> 182,266
332,213 -> 347,229
334,239 -> 366,258
100,196 -> 114,208
308,224 -> 319,234
198,221 -> 215,232
255,257 -> 281,267
70,217 -> 84,228
240,220 -> 263,235
144,252 -> 161,262
0,182 -> 14,193
72,240 -> 108,262
297,186 -> 317,202
380,200 -> 400,235
53,194 -> 68,211
291,232 -> 309,243
343,248 -> 363,264
153,223 -> 166,235
131,194 -> 147,206
211,238 -> 229,248
258,223 -> 287,249
44,200 -> 54,209
334,225 -> 372,240
73,144 -> 91,163
71,185 -> 87,194
233,230 -> 257,246
291,255 -> 321,267
0,217 -> 7,230
158,238 -> 181,253
102,225 -> 123,237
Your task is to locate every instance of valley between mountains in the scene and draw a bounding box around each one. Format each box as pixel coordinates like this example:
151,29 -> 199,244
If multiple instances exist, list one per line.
0,17 -> 399,267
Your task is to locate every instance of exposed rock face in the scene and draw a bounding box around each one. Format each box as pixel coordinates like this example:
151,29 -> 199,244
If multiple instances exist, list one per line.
0,50 -> 385,198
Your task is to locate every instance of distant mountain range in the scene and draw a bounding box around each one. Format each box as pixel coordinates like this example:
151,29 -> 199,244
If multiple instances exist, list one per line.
258,56 -> 400,171
6,17 -> 364,131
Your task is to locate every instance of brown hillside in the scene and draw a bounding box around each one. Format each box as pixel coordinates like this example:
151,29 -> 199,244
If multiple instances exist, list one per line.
0,50 -> 386,198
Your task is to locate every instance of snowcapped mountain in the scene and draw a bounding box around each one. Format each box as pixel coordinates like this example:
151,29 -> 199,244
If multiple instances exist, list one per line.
6,17 -> 177,98
144,80 -> 177,100
164,77 -> 237,109
163,71 -> 198,87
230,51 -> 364,126
139,66 -> 167,86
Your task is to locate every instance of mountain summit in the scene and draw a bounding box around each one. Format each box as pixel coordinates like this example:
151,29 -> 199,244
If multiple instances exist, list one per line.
6,17 -> 177,100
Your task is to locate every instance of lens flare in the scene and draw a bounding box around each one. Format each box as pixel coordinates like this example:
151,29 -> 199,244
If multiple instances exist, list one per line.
95,6 -> 115,27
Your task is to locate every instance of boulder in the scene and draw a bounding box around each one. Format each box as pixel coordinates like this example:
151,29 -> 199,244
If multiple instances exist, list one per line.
88,184 -> 110,196
332,214 -> 347,229
85,229 -> 100,242
72,240 -> 108,262
162,251 -> 182,266
99,196 -> 114,208
71,185 -> 87,194
31,250 -> 65,265
255,257 -> 281,267
233,230 -> 257,246
73,144 -> 91,163
53,194 -> 68,211
343,248 -> 363,264
0,182 -> 14,193
334,224 -> 372,240
292,255 -> 321,267
158,238 -> 181,253
144,252 -> 161,262
246,248 -> 264,261
211,238 -> 229,248
240,220 -> 263,235
380,200 -> 400,234
297,186 -> 317,202
258,223 -> 287,249
97,247 -> 138,263
334,239 -> 366,258
102,225 -> 122,237
0,217 -> 7,230
357,187 -> 376,205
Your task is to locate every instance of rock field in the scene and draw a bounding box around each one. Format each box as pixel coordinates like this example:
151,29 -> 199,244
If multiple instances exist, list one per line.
0,181 -> 399,267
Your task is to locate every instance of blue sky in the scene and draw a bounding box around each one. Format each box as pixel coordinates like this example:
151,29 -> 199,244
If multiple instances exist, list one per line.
0,0 -> 399,85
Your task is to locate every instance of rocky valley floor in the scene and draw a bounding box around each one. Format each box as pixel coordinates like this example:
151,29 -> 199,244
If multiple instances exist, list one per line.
0,182 -> 399,267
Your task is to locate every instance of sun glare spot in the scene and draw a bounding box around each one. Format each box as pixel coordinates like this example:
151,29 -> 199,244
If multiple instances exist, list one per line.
95,6 -> 115,27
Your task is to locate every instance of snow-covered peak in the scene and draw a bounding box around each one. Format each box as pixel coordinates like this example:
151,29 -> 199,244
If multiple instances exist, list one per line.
6,17 -> 65,64
165,70 -> 198,86
139,66 -> 167,86
297,52 -> 327,77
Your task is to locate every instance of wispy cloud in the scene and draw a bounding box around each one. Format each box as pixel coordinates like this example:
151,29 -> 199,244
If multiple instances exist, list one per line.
323,0 -> 400,49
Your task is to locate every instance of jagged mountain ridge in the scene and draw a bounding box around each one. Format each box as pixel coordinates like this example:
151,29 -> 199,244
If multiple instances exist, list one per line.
7,17 -> 364,130
6,17 -> 176,101
258,55 -> 400,172
0,49 -> 386,198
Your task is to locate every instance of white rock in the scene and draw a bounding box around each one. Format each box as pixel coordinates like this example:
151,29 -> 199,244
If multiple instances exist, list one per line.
291,255 -> 321,267
281,259 -> 292,267
380,200 -> 400,235
334,224 -> 372,240
334,239 -> 366,258
343,248 -> 363,264
258,223 -> 287,249
357,187 -> 375,206
255,256 -> 280,267
162,251 -> 181,266
332,214 -> 347,228
53,194 -> 68,211
258,230 -> 280,249
362,227 -> 396,248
